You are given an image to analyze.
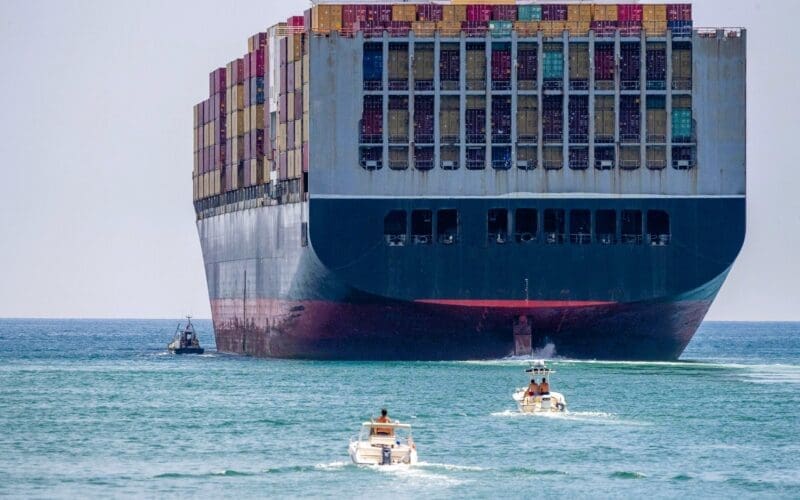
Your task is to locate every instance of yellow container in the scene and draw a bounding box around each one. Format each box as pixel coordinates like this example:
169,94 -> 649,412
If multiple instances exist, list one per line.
294,120 -> 302,147
287,91 -> 295,120
566,21 -> 590,35
294,63 -> 302,91
644,21 -> 668,36
303,84 -> 309,114
312,5 -> 343,34
514,21 -> 540,37
593,5 -> 618,22
412,21 -> 436,37
243,107 -> 252,134
539,21 -> 566,37
441,5 -> 467,23
567,5 -> 592,21
392,4 -> 417,22
643,4 -> 668,22
437,21 -> 462,37
277,123 -> 287,152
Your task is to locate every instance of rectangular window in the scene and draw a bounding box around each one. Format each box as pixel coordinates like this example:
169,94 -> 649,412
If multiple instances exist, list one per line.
437,209 -> 459,245
440,96 -> 460,144
515,209 -> 538,243
388,43 -> 409,90
411,209 -> 432,245
621,210 -> 643,244
363,42 -> 383,91
384,210 -> 407,246
439,43 -> 460,90
544,209 -> 565,244
595,210 -> 616,245
466,42 -> 486,90
570,210 -> 591,244
488,209 -> 509,244
414,43 -> 434,91
647,210 -> 671,246
359,147 -> 382,170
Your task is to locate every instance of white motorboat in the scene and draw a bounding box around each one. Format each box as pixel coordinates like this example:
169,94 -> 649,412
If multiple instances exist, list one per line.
348,421 -> 418,466
512,360 -> 567,413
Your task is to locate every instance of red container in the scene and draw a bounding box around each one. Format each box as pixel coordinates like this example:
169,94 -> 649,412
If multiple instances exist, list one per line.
492,5 -> 517,21
288,16 -> 305,28
250,48 -> 266,78
590,21 -> 617,37
491,49 -> 511,81
618,21 -> 642,37
542,4 -> 567,21
466,5 -> 492,22
618,4 -> 643,21
249,32 -> 267,51
386,21 -> 411,37
367,5 -> 392,22
462,21 -> 488,37
417,4 -> 443,21
594,43 -> 614,80
294,92 -> 303,120
302,143 -> 309,173
667,4 -> 692,21
279,37 -> 288,66
342,4 -> 367,23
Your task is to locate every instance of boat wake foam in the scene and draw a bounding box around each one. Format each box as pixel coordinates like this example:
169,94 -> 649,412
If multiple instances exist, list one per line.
491,409 -> 649,426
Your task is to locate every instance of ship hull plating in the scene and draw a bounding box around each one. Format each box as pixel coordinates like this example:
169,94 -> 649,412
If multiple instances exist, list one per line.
197,197 -> 744,361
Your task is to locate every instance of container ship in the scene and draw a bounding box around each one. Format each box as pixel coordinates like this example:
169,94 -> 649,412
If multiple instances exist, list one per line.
192,1 -> 746,360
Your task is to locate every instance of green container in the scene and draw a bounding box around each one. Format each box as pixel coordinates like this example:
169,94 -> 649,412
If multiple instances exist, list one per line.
489,20 -> 513,38
543,51 -> 564,79
672,109 -> 692,138
518,5 -> 542,21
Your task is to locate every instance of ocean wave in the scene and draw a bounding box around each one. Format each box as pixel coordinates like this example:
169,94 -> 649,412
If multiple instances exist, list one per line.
154,469 -> 254,479
416,462 -> 487,472
490,409 -> 649,426
610,471 -> 647,479
314,461 -> 349,471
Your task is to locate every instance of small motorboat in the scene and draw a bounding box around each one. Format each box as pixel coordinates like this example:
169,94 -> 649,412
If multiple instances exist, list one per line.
348,421 -> 418,466
167,316 -> 204,354
512,360 -> 567,413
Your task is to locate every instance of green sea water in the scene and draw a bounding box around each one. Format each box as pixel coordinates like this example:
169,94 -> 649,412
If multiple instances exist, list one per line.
0,320 -> 798,498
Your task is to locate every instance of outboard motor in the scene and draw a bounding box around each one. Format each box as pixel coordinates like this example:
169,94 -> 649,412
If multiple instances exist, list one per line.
381,446 -> 392,465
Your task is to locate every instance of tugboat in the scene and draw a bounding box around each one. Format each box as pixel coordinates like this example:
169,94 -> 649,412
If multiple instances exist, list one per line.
168,316 -> 204,354
512,360 -> 567,413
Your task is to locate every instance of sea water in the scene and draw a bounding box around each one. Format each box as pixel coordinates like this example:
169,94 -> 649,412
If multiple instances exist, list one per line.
0,320 -> 798,498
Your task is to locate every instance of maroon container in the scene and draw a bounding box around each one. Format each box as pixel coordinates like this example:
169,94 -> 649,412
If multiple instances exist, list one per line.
386,21 -> 411,37
594,43 -> 615,81
542,95 -> 563,139
618,21 -> 642,36
288,15 -> 305,27
279,37 -> 288,66
517,49 -> 537,81
462,21 -> 488,37
590,21 -> 617,37
236,58 -> 246,85
252,48 -> 266,77
491,97 -> 512,140
620,43 -> 640,81
209,68 -> 226,95
254,129 -> 265,157
491,49 -> 512,82
666,4 -> 692,21
542,4 -> 568,21
367,5 -> 392,22
243,78 -> 251,104
417,4 -> 443,21
279,94 -> 288,123
279,152 -> 288,180
620,96 -> 640,138
354,21 -> 385,38
249,32 -> 267,51
466,4 -> 492,22
646,47 -> 666,82
440,49 -> 459,82
568,96 -> 589,142
215,116 -> 226,143
287,61 -> 295,91
302,143 -> 309,173
244,55 -> 251,80
618,4 -> 643,22
492,5 -> 517,21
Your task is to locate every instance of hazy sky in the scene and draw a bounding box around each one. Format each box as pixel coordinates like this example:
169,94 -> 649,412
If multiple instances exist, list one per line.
0,1 -> 797,320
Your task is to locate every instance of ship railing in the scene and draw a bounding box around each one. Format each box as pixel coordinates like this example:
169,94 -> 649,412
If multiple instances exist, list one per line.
489,232 -> 509,245
647,133 -> 667,143
570,233 -> 592,245
385,234 -> 407,247
621,79 -> 641,91
516,159 -> 537,170
595,80 -> 614,91
466,159 -> 486,170
414,134 -> 435,144
413,234 -> 432,245
363,80 -> 383,91
440,135 -> 459,144
649,234 -> 671,246
672,78 -> 692,91
389,134 -> 409,143
517,134 -> 538,143
466,79 -> 486,91
515,232 -> 538,244
415,80 -> 434,91
620,133 -> 640,144
594,133 -> 614,144
440,80 -> 460,91
517,80 -> 537,91
597,233 -> 616,245
492,133 -> 511,144
438,233 -> 458,245
543,132 -> 563,143
492,80 -> 512,91
466,133 -> 486,144
360,132 -> 383,144
440,159 -> 459,170
646,80 -> 667,91
542,80 -> 563,91
622,234 -> 644,245
389,80 -> 409,91
569,133 -> 589,144
569,80 -> 589,91
545,232 -> 565,245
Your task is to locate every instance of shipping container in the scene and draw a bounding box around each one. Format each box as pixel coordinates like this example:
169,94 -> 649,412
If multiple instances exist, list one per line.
595,146 -> 615,169
540,20 -> 566,37
411,21 -> 436,37
413,43 -> 434,90
437,21 -> 463,37
389,146 -> 409,170
568,96 -> 589,143
672,109 -> 692,140
440,146 -> 459,170
440,96 -> 460,144
620,42 -> 641,90
354,21 -> 385,38
466,43 -> 486,90
569,147 -> 589,170
567,4 -> 592,21
620,146 -> 640,169
594,5 -> 618,21
591,20 -> 617,37
363,43 -> 383,90
543,95 -> 563,143
672,43 -> 692,90
392,4 -> 416,22
366,4 -> 392,23
311,5 -> 343,34
386,21 -> 411,37
517,146 -> 536,170
619,21 -> 643,36
672,145 -> 695,169
517,95 -> 538,143
466,5 -> 492,22
618,4 -> 644,21
489,20 -> 513,38
644,20 -> 668,36
514,21 -> 539,36
647,96 -> 667,142
414,146 -> 434,170
491,44 -> 511,90
517,43 -> 537,89
466,95 -> 486,144
668,20 -> 693,37
620,96 -> 641,143
441,5 -> 467,23
666,4 -> 692,21
388,43 -> 409,90
569,43 -> 589,89
646,146 -> 667,169
594,42 -> 614,88
543,45 -> 563,84
414,96 -> 434,144
492,145 -> 512,170
417,4 -> 443,22
466,146 -> 486,170
492,5 -> 517,21
439,44 -> 460,90
543,146 -> 563,170
646,43 -> 667,89
518,5 -> 542,21
595,96 -> 615,143
491,96 -> 512,143
462,21 -> 489,37
542,4 -> 568,21
388,96 -> 409,143
360,95 -> 382,144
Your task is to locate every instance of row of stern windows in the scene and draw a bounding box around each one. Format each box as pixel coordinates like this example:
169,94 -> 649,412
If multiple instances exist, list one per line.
384,208 -> 671,247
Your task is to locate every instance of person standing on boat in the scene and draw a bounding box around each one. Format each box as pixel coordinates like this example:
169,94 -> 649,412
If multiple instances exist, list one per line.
375,408 -> 393,436
524,379 -> 539,404
539,378 -> 550,395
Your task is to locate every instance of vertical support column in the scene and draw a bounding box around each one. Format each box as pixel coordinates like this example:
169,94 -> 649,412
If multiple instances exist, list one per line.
408,33 -> 415,169
640,33 -> 647,169
666,31 -> 673,170
382,37 -> 389,170
485,38 -> 492,168
614,30 -> 621,166
459,34 -> 466,170
434,33 -> 441,170
588,31 -> 596,171
511,31 -> 518,168
537,32 -> 543,170
563,32 -> 570,170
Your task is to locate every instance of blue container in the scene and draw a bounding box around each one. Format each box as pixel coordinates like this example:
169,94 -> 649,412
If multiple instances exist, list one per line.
489,20 -> 513,37
668,21 -> 693,37
518,5 -> 542,21
672,109 -> 692,138
543,51 -> 564,79
363,51 -> 383,82
250,77 -> 265,105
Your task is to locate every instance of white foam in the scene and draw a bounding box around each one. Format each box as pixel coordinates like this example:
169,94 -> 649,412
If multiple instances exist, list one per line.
314,461 -> 349,471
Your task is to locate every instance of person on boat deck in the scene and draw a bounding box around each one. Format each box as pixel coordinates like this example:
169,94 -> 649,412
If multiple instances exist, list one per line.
374,408 -> 394,436
539,378 -> 550,395
525,379 -> 539,402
